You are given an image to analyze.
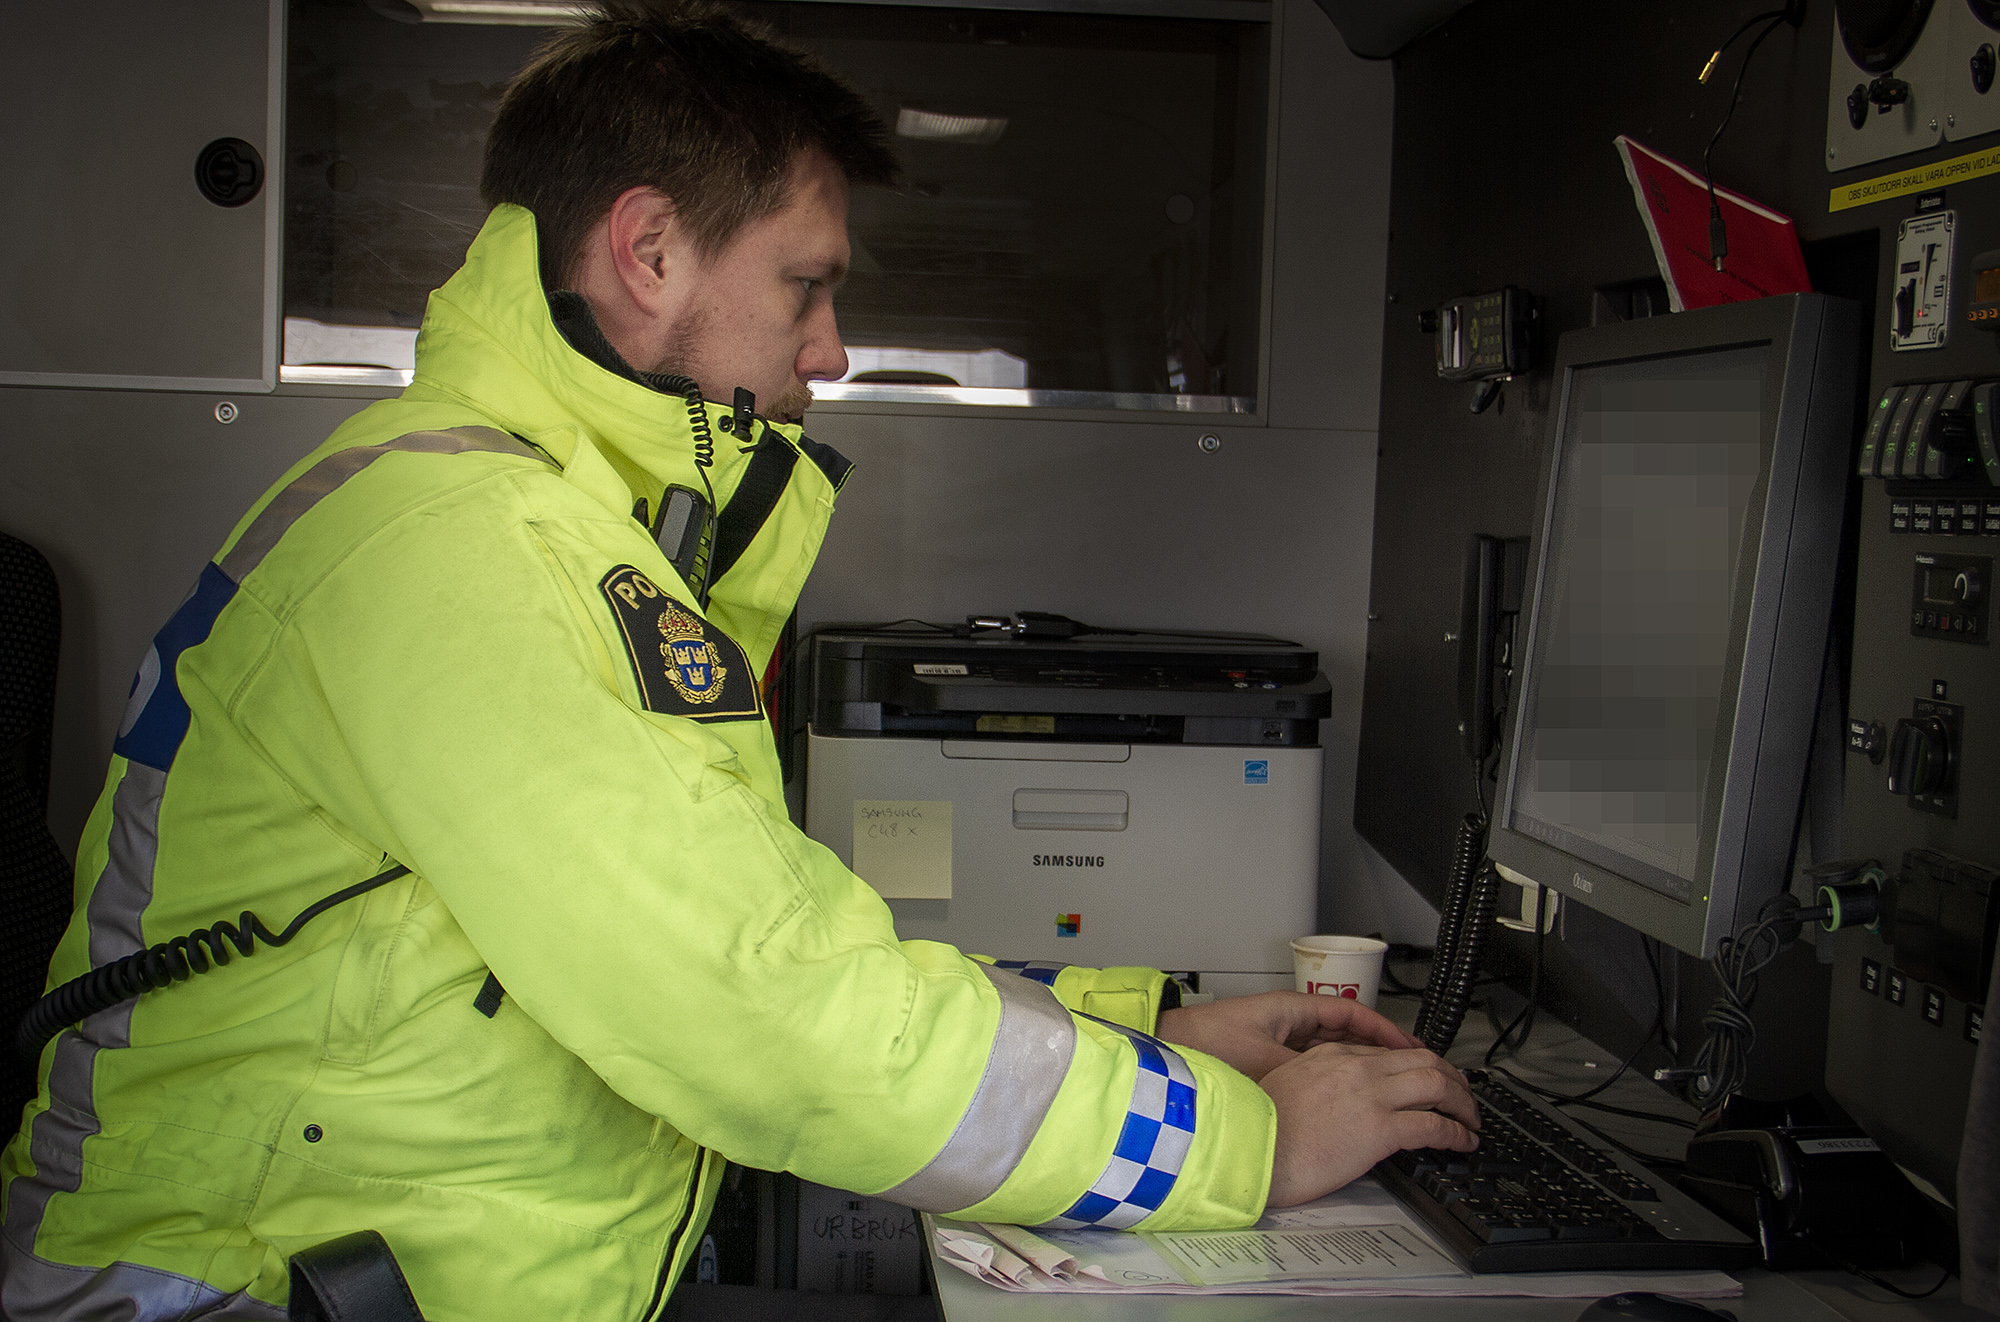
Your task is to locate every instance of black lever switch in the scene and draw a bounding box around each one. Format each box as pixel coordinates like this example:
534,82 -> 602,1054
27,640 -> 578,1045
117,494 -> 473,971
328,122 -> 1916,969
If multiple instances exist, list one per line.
1926,408 -> 1980,479
1887,715 -> 1952,797
1895,282 -> 1917,339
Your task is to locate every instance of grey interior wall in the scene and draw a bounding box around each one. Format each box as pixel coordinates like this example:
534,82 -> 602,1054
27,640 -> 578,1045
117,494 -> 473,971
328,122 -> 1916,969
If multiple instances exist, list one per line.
800,0 -> 1431,943
0,0 -> 1425,944
0,389 -> 364,853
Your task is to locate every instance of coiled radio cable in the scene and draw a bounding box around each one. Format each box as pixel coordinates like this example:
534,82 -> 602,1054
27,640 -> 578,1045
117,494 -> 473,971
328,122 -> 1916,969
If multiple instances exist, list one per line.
15,864 -> 410,1060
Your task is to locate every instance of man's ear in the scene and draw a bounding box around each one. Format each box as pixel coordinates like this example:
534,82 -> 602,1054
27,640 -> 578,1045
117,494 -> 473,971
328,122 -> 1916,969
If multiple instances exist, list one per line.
569,185 -> 693,370
604,186 -> 683,315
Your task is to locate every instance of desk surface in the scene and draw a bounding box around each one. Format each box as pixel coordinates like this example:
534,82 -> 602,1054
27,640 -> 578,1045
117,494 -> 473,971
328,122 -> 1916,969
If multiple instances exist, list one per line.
928,988 -> 1982,1322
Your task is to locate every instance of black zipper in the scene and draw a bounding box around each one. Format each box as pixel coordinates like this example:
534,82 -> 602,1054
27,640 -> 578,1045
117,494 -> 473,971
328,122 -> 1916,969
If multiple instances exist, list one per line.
641,1147 -> 707,1322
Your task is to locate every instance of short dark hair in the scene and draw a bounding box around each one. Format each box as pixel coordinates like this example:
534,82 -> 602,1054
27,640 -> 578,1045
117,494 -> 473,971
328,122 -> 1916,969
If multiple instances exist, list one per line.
482,0 -> 897,288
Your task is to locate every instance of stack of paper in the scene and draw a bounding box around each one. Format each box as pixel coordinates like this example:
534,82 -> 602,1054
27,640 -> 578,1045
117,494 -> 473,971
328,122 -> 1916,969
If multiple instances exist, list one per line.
934,1177 -> 1744,1299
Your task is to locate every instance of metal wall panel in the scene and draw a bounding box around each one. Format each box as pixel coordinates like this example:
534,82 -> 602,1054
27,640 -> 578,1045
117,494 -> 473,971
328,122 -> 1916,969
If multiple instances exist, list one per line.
0,0 -> 282,391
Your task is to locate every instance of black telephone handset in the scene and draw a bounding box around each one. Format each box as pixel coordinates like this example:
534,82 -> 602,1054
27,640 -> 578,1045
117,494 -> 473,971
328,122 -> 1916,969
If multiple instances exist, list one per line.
1457,534 -> 1528,763
1414,535 -> 1528,1053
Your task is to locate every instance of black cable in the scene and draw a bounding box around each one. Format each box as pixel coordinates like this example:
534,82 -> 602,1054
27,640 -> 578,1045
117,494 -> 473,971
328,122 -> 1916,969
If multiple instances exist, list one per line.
1522,935 -> 1667,1107
1562,1110 -> 1688,1171
1685,895 -> 1799,1111
1496,1068 -> 1698,1130
1415,814 -> 1495,1050
1702,9 -> 1790,269
656,374 -> 720,604
1652,935 -> 1681,1058
1484,884 -> 1549,1065
16,863 -> 412,1060
1703,8 -> 1788,80
1550,1094 -> 1698,1131
1840,1261 -> 1952,1300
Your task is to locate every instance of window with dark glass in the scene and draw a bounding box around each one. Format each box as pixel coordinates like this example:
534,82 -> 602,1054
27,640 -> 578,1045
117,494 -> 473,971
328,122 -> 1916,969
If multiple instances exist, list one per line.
285,0 -> 1270,411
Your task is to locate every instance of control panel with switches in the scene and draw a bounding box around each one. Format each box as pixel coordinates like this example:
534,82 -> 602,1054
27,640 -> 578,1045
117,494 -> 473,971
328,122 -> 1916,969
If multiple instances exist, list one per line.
1828,439 -> 1998,1200
1857,378 -> 2000,481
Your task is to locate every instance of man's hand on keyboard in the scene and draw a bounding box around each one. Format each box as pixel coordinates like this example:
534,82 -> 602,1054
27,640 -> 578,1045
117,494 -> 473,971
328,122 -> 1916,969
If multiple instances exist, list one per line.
1156,991 -> 1427,1082
1259,1044 -> 1480,1207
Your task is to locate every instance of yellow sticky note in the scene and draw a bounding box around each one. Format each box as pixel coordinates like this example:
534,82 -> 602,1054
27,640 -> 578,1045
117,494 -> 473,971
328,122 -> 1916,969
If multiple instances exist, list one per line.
852,801 -> 952,899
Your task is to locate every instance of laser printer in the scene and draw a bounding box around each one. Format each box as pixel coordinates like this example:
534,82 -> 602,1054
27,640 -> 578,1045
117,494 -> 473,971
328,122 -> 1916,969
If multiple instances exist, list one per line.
802,622 -> 1331,994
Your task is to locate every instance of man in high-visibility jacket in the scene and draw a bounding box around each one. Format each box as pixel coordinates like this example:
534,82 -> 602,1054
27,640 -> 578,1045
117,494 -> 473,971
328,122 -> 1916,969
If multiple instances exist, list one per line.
0,3 -> 1476,1317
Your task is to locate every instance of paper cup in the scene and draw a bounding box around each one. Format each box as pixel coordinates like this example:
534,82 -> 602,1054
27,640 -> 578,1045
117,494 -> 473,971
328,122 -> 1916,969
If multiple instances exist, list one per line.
1290,935 -> 1388,1008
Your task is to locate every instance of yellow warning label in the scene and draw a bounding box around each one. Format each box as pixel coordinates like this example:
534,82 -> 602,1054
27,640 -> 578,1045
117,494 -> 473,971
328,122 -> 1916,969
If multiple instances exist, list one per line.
1830,144 -> 2000,212
977,714 -> 1056,734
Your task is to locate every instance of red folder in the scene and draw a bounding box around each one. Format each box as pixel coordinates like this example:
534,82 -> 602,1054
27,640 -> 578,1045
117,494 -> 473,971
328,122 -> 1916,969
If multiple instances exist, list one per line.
1615,135 -> 1812,311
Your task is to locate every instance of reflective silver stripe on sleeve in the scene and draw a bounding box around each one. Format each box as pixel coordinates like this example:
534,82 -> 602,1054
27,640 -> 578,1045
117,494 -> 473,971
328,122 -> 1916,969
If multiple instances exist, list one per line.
218,426 -> 553,582
4,763 -> 189,1317
876,963 -> 1078,1212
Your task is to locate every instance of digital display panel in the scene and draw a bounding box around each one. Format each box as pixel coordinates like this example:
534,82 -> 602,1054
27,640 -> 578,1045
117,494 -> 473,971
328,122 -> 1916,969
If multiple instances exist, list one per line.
1508,347 -> 1768,902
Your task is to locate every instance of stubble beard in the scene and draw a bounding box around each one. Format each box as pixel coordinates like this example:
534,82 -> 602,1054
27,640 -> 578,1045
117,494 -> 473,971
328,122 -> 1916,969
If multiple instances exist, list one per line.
654,305 -> 815,424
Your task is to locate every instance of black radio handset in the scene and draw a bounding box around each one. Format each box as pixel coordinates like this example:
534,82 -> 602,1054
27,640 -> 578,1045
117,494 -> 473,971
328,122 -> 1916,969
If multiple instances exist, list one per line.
1415,535 -> 1527,1053
1456,535 -> 1528,762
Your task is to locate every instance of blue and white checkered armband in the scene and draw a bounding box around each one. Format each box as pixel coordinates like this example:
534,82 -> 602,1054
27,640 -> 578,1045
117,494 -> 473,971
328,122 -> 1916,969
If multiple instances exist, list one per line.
1038,1015 -> 1197,1231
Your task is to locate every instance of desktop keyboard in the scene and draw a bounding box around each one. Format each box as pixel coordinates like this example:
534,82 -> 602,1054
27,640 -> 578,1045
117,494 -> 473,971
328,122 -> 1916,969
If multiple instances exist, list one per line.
1372,1069 -> 1759,1273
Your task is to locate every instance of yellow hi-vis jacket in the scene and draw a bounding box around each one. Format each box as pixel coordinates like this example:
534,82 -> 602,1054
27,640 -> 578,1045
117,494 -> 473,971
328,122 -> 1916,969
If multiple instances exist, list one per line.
1,204 -> 1275,1321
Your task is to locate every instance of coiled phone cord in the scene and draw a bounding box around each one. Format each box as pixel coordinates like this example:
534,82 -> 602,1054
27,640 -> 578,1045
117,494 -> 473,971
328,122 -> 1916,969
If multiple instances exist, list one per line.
1413,812 -> 1482,1042
14,864 -> 410,1061
652,373 -> 721,604
1413,813 -> 1496,1053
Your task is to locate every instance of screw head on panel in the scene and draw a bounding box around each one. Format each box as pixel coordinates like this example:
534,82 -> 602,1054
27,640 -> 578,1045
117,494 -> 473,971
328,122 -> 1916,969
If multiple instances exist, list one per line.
1198,433 -> 1221,453
214,401 -> 238,425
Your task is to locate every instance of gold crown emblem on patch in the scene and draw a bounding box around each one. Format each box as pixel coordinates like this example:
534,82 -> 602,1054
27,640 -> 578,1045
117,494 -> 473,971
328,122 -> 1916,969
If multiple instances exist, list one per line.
657,603 -> 726,704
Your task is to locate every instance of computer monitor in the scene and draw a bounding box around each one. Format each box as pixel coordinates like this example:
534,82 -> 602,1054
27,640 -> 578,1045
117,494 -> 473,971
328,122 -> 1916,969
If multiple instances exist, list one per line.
1487,294 -> 1864,959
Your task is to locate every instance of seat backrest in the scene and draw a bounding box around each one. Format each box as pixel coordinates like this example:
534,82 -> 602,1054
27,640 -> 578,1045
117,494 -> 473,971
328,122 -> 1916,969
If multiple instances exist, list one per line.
0,532 -> 73,1130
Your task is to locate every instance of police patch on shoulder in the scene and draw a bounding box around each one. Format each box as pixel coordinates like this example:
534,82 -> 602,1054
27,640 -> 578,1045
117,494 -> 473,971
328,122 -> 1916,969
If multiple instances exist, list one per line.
599,566 -> 763,723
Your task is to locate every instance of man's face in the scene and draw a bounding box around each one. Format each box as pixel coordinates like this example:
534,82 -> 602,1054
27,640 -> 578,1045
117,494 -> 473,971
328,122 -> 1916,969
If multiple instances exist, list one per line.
651,149 -> 852,422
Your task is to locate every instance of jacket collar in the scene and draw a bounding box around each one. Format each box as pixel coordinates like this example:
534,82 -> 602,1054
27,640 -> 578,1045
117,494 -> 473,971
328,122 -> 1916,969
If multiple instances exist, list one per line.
399,205 -> 847,665
407,203 -> 802,522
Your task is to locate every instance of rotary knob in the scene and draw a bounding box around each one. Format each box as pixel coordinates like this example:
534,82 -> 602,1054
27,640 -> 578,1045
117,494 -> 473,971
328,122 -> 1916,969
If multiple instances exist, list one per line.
1887,715 -> 1953,798
1954,567 -> 1983,606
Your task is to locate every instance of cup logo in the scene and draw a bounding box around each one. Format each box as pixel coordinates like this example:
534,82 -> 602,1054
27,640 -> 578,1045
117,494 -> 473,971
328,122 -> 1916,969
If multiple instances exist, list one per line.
1307,981 -> 1360,999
